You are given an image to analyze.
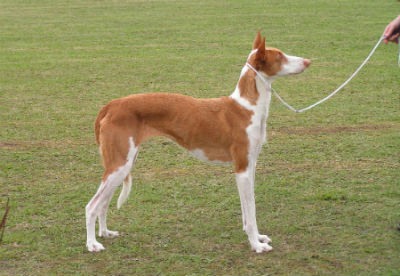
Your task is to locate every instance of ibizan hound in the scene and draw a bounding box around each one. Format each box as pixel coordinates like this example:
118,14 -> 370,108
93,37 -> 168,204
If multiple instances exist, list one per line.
85,32 -> 311,253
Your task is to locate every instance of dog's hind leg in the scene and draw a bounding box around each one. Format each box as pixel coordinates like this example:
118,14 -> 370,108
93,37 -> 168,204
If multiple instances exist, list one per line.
86,179 -> 114,252
97,177 -> 121,239
86,179 -> 125,250
86,136 -> 138,252
117,166 -> 135,209
99,171 -> 135,237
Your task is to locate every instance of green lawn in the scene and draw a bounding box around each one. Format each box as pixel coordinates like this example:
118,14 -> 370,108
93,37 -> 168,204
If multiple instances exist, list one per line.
1,0 -> 399,275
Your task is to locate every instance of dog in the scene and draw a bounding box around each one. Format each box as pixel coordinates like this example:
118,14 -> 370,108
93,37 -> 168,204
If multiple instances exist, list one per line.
85,32 -> 311,253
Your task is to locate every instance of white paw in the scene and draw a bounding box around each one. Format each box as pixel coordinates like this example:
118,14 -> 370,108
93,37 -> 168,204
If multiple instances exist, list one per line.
99,229 -> 119,238
258,234 -> 272,244
87,240 -> 105,252
251,241 -> 273,253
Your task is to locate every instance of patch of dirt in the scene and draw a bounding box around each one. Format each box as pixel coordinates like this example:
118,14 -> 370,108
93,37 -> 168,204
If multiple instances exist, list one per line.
0,142 -> 22,149
259,158 -> 397,174
0,139 -> 92,150
272,123 -> 397,136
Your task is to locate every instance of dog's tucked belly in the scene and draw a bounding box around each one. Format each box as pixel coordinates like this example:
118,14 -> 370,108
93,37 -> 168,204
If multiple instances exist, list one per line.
190,148 -> 232,164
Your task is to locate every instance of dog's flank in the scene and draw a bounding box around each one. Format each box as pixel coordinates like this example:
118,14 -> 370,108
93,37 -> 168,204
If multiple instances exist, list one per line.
85,31 -> 310,253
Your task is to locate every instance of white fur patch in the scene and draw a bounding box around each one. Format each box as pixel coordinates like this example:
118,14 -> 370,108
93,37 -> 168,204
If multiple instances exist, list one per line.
230,86 -> 255,111
127,137 -> 136,160
117,137 -> 137,208
190,149 -> 230,165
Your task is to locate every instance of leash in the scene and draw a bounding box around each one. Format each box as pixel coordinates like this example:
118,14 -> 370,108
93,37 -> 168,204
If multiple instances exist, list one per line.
247,35 -> 390,113
398,39 -> 400,67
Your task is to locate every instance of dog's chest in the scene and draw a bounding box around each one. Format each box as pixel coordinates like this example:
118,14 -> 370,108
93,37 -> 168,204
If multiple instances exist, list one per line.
247,113 -> 267,146
248,93 -> 271,145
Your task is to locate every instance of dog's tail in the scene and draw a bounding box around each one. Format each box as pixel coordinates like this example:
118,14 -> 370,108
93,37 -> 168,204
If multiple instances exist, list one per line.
117,173 -> 132,209
94,104 -> 109,145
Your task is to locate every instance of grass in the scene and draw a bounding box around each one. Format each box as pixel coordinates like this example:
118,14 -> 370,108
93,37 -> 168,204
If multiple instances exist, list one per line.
0,0 -> 399,275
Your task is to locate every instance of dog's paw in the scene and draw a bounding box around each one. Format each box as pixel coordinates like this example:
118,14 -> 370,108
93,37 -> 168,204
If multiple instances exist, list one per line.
99,229 -> 119,238
251,241 -> 273,253
258,234 -> 272,244
87,240 -> 105,252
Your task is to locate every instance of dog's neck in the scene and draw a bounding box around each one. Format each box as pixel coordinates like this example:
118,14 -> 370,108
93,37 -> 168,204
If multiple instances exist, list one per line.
230,64 -> 273,119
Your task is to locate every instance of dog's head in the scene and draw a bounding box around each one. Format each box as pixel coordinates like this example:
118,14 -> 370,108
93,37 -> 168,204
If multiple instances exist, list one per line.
248,32 -> 311,78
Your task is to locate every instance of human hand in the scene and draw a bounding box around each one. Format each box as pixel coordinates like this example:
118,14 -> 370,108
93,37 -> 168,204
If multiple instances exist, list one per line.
383,15 -> 400,44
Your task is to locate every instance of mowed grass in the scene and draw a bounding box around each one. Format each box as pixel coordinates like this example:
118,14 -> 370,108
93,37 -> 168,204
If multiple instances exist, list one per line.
0,0 -> 399,275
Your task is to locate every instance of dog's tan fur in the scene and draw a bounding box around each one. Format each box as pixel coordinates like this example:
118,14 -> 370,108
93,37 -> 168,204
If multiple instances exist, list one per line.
86,32 -> 310,253
95,94 -> 254,176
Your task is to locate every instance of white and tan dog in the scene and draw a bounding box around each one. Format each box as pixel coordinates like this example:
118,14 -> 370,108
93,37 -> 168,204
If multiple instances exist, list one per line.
85,32 -> 311,253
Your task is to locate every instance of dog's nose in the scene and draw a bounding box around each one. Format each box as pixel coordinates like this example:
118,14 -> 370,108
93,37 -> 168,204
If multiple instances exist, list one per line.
303,59 -> 311,68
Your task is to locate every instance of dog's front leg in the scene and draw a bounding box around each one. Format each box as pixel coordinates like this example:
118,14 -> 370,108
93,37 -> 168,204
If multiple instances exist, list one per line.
236,168 -> 272,253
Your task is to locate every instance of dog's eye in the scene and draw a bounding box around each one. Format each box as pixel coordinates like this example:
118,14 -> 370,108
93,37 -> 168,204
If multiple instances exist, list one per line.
278,52 -> 287,63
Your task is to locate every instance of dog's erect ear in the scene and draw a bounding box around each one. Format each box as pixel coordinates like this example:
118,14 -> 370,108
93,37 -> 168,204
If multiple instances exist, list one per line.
253,31 -> 263,49
255,35 -> 266,61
